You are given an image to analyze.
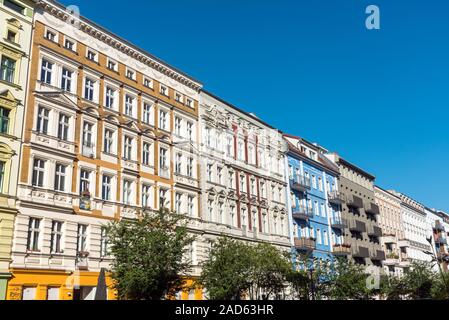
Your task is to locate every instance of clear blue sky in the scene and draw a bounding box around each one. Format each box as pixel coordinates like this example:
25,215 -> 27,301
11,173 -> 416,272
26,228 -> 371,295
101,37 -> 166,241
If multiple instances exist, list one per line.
59,0 -> 449,211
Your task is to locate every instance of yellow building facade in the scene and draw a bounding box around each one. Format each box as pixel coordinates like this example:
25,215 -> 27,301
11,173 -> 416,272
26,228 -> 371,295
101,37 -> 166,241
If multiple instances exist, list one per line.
7,0 -> 202,300
0,0 -> 35,300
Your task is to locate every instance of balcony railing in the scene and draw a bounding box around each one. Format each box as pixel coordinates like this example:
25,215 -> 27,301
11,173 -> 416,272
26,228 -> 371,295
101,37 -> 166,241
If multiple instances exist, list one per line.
346,194 -> 364,209
435,220 -> 446,232
349,219 -> 366,233
352,245 -> 370,258
367,225 -> 383,237
333,244 -> 351,256
330,217 -> 348,229
290,176 -> 311,192
365,202 -> 380,215
370,249 -> 386,261
328,191 -> 345,205
292,205 -> 313,220
294,237 -> 316,252
383,234 -> 396,244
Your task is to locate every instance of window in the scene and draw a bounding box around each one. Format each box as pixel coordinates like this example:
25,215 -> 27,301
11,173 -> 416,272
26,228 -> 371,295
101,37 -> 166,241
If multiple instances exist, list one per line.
27,218 -> 41,251
102,175 -> 112,200
159,148 -> 167,169
100,227 -> 108,257
142,142 -> 151,166
143,78 -> 152,88
159,110 -> 167,130
175,92 -> 182,103
251,179 -> 256,195
187,122 -> 193,141
238,141 -> 244,160
0,56 -> 15,84
229,172 -> 234,188
159,189 -> 167,208
175,193 -> 182,213
6,30 -> 16,42
142,184 -> 151,207
86,50 -> 96,62
208,200 -> 214,221
64,38 -> 75,51
126,69 -> 135,80
4,0 -> 25,14
175,117 -> 181,136
240,175 -> 245,192
125,95 -> 134,116
54,163 -> 66,192
186,98 -> 193,108
45,29 -> 56,42
217,167 -> 223,185
143,103 -> 151,124
84,78 -> 95,101
80,169 -> 90,194
50,221 -> 63,254
187,195 -> 194,216
36,107 -> 49,134
218,203 -> 224,224
187,157 -> 193,177
0,107 -> 10,134
32,159 -> 45,187
312,175 -> 317,189
40,59 -> 53,84
47,287 -> 59,300
160,84 -> 168,96
76,224 -> 88,253
57,113 -> 69,140
175,153 -> 182,174
123,136 -> 133,160
59,67 -> 72,92
103,129 -> 114,154
123,180 -> 132,204
226,136 -> 233,157
107,59 -> 117,71
82,122 -> 93,147
105,87 -> 115,109
317,229 -> 322,244
0,161 -> 4,191
323,230 -> 329,246
318,177 -> 323,191
206,164 -> 213,182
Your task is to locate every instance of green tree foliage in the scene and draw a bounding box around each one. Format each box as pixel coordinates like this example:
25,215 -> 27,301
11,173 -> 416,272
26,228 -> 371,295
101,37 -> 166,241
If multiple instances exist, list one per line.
106,208 -> 194,300
198,237 -> 291,300
402,261 -> 435,299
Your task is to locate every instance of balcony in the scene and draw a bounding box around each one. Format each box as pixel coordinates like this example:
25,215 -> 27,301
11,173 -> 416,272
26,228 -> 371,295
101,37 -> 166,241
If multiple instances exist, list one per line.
370,249 -> 386,261
328,191 -> 345,205
82,142 -> 95,158
398,239 -> 410,248
292,205 -> 313,221
346,194 -> 364,209
349,219 -> 366,233
330,217 -> 348,229
435,220 -> 446,232
290,176 -> 311,192
352,245 -> 370,258
383,234 -> 396,244
367,225 -> 383,238
384,252 -> 400,266
294,237 -> 316,252
365,202 -> 380,215
435,236 -> 448,245
333,244 -> 351,256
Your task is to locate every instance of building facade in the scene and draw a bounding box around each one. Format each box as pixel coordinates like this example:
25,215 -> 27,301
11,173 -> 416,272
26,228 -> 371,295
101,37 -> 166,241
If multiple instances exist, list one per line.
324,154 -> 385,269
0,0 -> 35,300
388,191 -> 431,265
374,186 -> 408,276
7,0 -> 203,300
425,207 -> 449,272
197,91 -> 291,266
284,135 -> 344,263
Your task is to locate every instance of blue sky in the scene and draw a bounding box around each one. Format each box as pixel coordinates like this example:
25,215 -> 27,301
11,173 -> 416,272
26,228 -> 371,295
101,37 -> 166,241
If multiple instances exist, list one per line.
59,0 -> 449,211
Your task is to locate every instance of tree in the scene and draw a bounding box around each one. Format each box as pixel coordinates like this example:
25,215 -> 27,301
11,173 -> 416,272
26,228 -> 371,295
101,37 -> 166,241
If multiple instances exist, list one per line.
431,272 -> 449,300
378,274 -> 407,300
198,237 -> 291,300
402,261 -> 435,300
248,243 -> 291,299
106,208 -> 194,300
198,237 -> 253,300
327,258 -> 374,300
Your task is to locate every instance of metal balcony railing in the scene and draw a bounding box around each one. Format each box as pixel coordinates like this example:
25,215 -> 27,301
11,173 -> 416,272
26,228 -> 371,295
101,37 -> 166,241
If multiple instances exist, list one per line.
294,237 -> 316,252
290,176 -> 311,192
292,205 -> 313,220
328,191 -> 346,205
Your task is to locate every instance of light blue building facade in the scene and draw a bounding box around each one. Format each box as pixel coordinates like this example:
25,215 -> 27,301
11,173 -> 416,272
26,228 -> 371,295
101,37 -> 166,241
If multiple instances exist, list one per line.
284,135 -> 343,265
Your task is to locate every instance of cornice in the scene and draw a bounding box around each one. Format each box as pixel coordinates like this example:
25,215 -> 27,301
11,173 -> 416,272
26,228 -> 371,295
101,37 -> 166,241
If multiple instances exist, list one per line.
37,0 -> 202,92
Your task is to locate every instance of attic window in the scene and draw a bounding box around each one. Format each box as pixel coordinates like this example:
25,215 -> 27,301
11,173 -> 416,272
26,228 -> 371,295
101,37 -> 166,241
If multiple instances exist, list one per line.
4,0 -> 25,14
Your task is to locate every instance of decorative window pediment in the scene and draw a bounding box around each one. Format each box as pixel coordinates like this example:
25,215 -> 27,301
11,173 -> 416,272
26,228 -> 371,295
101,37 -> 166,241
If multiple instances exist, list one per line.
0,89 -> 18,108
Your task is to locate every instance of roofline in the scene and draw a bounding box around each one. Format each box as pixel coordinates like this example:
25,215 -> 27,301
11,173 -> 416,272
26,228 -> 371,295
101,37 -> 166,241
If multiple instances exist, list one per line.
337,157 -> 376,181
201,89 -> 278,131
374,185 -> 401,200
39,0 -> 202,89
283,133 -> 317,150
